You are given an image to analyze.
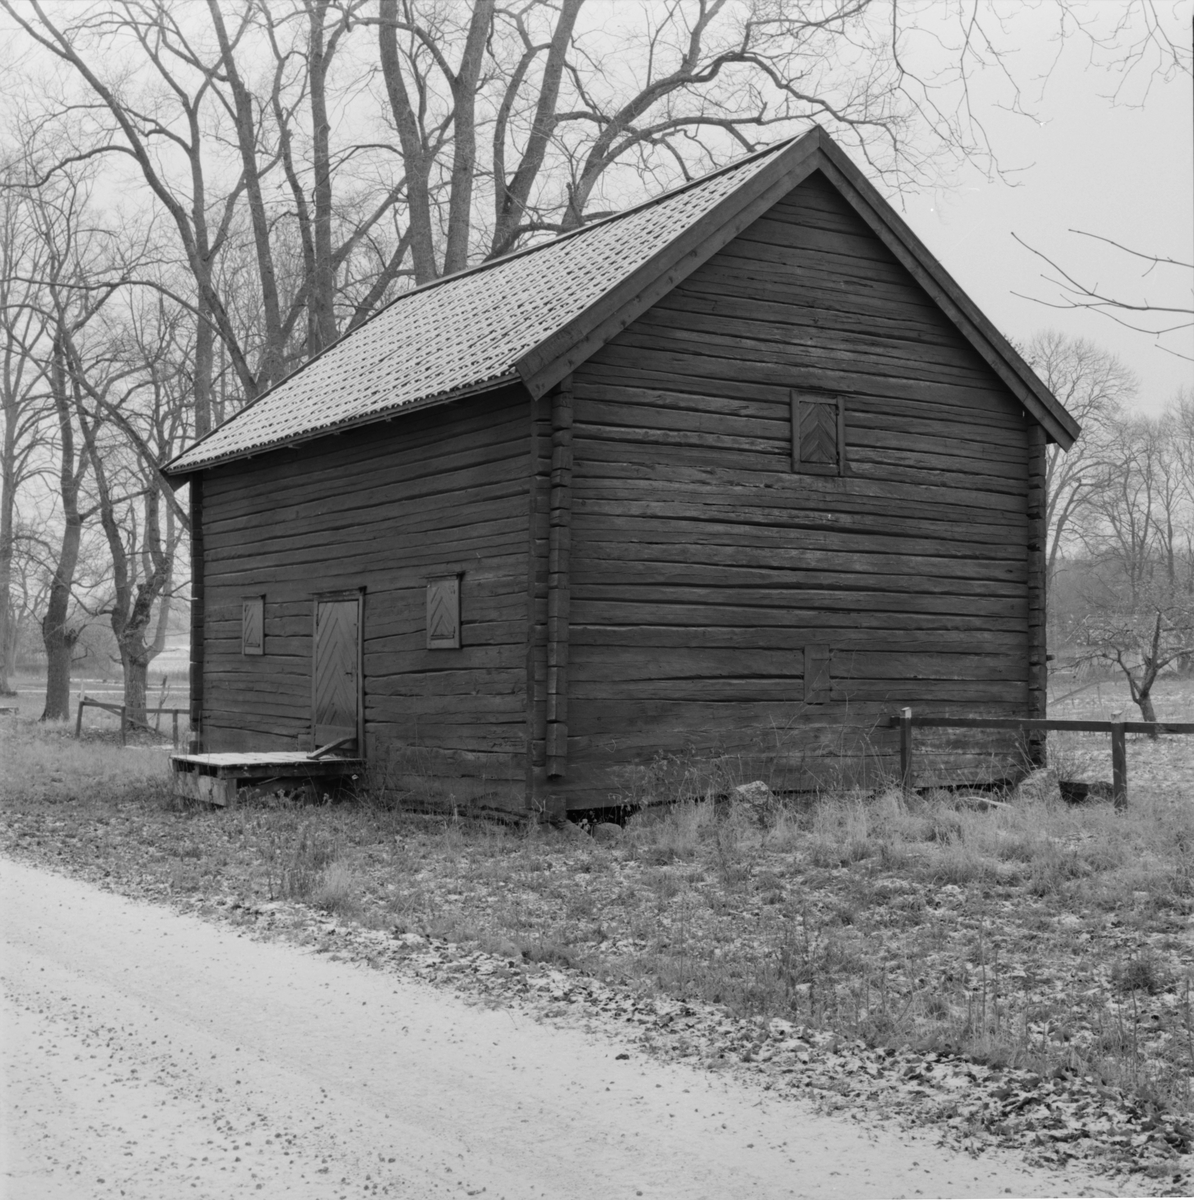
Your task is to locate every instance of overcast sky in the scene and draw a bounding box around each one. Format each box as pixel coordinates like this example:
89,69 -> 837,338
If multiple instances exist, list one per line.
897,0 -> 1192,416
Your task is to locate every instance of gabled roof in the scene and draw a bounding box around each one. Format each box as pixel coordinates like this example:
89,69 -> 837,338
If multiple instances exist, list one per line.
166,127 -> 1078,475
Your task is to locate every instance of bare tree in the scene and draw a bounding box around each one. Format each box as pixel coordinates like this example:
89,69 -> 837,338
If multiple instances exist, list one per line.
1068,399 -> 1194,724
0,163 -> 54,694
67,294 -> 191,725
1078,599 -> 1194,728
1014,232 -> 1194,363
10,0 -> 1178,414
1022,331 -> 1136,584
11,155 -> 132,720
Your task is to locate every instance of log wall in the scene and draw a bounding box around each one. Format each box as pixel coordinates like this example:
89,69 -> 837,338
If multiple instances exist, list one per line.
565,171 -> 1036,803
196,386 -> 531,812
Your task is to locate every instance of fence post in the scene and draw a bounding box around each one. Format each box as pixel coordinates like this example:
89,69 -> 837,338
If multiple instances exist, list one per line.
1110,721 -> 1127,810
75,696 -> 85,739
172,710 -> 179,750
119,705 -> 127,747
899,707 -> 914,793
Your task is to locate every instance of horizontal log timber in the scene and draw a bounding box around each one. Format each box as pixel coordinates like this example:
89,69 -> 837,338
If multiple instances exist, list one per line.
676,279 -> 976,363
570,678 -> 1021,703
571,584 -> 1027,617
571,559 -> 1025,594
566,657 -> 1017,686
587,342 -> 1027,425
570,625 -> 1027,649
202,431 -> 530,512
581,346 -> 1019,417
662,282 -> 968,350
570,496 -> 1025,549
577,466 -> 1027,527
203,481 -> 528,544
579,428 -> 1027,487
570,514 -> 1025,562
577,441 -> 1028,499
204,527 -> 527,576
610,328 -> 1024,408
574,469 -> 1026,525
574,385 -> 1030,456
204,433 -> 529,526
201,391 -> 529,501
633,305 -> 1010,396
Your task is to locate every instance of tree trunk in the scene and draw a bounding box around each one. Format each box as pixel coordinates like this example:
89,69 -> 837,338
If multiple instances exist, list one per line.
208,0 -> 286,386
41,608 -> 79,721
307,0 -> 339,354
0,462 -> 14,694
441,0 -> 493,276
378,0 -> 438,285
121,644 -> 149,729
40,513 -> 82,721
1134,687 -> 1159,730
194,291 -> 214,437
41,336 -> 85,722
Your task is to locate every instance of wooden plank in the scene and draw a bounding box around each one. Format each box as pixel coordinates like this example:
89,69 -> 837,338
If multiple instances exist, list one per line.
584,343 -> 1028,428
570,512 -> 1025,562
546,379 -> 573,788
578,349 -> 1021,421
190,475 -> 205,751
634,304 -> 1009,395
1026,422 -> 1048,764
569,626 -> 1026,651
804,644 -> 830,702
516,133 -> 823,396
811,149 -> 1077,447
571,583 -> 1026,616
572,545 -> 1026,587
572,471 -> 1027,527
199,386 -> 533,775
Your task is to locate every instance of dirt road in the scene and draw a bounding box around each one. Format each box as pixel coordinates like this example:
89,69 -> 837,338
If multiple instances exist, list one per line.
1,857 -> 1112,1199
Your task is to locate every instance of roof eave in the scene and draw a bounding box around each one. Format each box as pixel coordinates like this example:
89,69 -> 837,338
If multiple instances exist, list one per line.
812,138 -> 1080,450
162,372 -> 523,477
513,128 -> 826,400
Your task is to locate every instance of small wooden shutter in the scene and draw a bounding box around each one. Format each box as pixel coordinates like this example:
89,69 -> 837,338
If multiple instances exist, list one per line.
804,644 -> 832,703
426,575 -> 461,650
791,392 -> 846,476
242,596 -> 264,656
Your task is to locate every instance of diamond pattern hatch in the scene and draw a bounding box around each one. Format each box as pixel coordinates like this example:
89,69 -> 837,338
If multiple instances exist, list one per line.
800,403 -> 838,464
168,142 -> 788,472
426,576 -> 461,650
313,598 -> 359,747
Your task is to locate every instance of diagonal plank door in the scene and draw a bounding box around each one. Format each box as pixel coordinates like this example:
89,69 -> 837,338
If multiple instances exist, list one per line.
313,598 -> 360,748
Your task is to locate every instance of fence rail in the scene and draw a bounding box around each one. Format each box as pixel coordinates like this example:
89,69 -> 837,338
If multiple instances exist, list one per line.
75,694 -> 188,748
881,709 -> 1194,809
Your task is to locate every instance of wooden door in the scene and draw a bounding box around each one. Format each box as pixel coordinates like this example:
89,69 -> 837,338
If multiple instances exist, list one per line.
313,594 -> 361,750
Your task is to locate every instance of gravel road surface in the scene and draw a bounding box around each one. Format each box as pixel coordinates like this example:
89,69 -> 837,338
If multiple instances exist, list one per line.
1,856 -> 1112,1199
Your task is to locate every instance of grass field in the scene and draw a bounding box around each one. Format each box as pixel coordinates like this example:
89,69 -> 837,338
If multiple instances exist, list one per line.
2,672 -> 1192,1184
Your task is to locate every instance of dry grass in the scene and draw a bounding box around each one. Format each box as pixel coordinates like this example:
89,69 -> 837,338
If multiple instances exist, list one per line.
2,677 -> 1193,1126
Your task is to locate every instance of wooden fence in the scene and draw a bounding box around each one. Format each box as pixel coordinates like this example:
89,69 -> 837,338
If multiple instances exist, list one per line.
75,694 -> 188,748
884,709 -> 1194,809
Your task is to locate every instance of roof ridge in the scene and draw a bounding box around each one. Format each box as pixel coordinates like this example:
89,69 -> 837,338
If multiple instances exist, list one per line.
374,136 -> 797,309
165,135 -> 800,474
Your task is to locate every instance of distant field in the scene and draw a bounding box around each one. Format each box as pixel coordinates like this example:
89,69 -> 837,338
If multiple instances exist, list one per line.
1045,675 -> 1194,809
7,653 -> 191,737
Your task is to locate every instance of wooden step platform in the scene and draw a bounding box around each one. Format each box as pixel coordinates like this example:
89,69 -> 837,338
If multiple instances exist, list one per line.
170,752 -> 364,807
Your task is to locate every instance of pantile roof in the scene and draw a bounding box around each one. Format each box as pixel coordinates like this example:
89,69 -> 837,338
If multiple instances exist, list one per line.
167,140 -> 788,473
166,126 -> 1080,474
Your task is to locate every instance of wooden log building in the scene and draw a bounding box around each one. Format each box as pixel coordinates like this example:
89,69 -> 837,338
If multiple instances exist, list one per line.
164,127 -> 1079,819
